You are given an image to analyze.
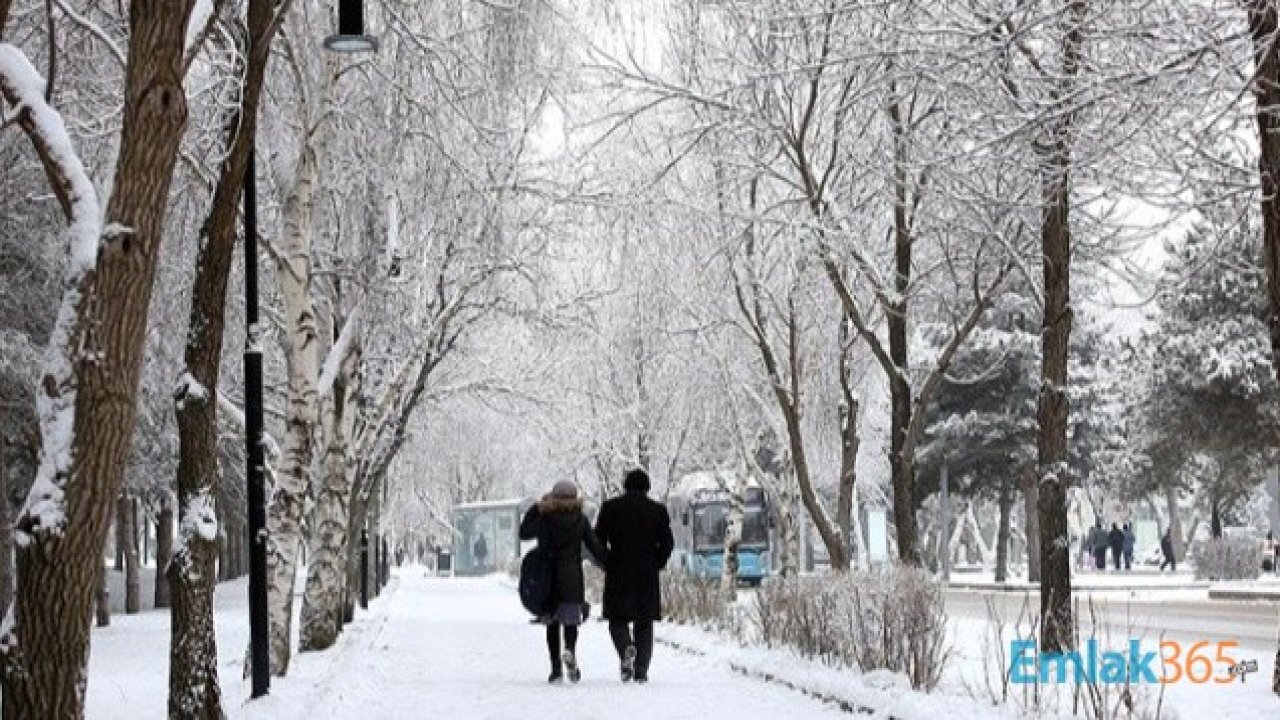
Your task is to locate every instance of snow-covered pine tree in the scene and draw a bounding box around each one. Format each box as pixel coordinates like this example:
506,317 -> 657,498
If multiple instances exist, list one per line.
1147,216 -> 1280,535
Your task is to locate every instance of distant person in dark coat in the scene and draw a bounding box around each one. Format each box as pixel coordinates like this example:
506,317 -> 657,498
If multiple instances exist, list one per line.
519,480 -> 606,683
1108,523 -> 1124,570
472,533 -> 488,571
1088,520 -> 1107,571
1160,529 -> 1176,572
1122,523 -> 1136,571
594,468 -> 674,684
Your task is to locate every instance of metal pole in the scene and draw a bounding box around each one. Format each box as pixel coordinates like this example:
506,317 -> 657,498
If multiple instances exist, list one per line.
244,149 -> 271,698
939,461 -> 950,581
360,528 -> 369,610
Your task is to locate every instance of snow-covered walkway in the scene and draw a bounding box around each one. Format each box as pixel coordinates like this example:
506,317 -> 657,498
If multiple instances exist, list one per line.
242,572 -> 847,720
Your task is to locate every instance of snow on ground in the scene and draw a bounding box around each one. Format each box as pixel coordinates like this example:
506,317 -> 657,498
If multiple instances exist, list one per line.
84,567 -> 1280,719
89,570 -> 848,719
238,572 -> 853,720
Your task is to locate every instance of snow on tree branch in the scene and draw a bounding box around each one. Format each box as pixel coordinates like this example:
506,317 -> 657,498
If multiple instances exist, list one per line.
317,302 -> 364,401
0,42 -> 102,544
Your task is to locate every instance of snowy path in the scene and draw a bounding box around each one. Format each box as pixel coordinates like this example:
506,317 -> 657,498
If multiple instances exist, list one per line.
245,572 -> 847,720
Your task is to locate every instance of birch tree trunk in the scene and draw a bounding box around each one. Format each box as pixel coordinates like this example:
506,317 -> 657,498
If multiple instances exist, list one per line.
776,483 -> 800,579
720,473 -> 744,607
0,4 -> 196,714
262,106 -> 324,676
300,342 -> 361,651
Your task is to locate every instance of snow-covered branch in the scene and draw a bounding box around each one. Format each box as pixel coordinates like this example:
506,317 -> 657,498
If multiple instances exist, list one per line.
0,43 -> 101,543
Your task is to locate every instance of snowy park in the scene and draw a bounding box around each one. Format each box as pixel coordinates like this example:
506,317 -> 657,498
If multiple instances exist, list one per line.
6,0 -> 1280,719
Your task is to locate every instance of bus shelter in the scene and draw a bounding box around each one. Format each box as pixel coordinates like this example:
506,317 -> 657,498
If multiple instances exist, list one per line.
452,498 -> 528,576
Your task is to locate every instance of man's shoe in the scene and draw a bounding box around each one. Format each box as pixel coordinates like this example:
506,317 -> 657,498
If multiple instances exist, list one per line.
548,669 -> 563,683
621,644 -> 637,682
562,650 -> 581,683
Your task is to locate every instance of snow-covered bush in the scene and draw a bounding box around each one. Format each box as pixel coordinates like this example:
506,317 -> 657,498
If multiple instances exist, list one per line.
660,572 -> 729,629
1190,536 -> 1261,580
749,566 -> 949,690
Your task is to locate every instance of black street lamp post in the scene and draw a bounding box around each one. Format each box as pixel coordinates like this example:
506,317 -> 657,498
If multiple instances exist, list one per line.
244,150 -> 271,699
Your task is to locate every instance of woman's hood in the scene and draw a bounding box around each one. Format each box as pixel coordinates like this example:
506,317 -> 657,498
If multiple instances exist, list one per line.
537,495 -> 583,515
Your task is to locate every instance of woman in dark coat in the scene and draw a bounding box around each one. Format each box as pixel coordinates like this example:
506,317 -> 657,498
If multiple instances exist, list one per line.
519,480 -> 606,683
594,469 -> 674,683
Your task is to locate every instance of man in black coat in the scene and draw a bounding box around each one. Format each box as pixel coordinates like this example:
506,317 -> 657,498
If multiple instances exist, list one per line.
1108,523 -> 1125,571
595,468 -> 674,684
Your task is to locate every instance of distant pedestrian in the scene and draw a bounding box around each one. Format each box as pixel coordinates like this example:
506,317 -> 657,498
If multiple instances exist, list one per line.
473,533 -> 489,572
1108,523 -> 1124,570
1122,523 -> 1136,571
519,480 -> 607,683
1160,529 -> 1176,572
1087,520 -> 1107,571
595,469 -> 675,684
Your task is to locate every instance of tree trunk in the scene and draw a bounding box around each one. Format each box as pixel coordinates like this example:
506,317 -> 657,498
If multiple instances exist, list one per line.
300,346 -> 360,652
836,415 -> 857,552
217,524 -> 230,582
720,472 -> 744,607
887,381 -> 920,565
1020,466 -> 1041,582
995,482 -> 1014,583
367,476 -> 386,599
263,87 -> 326,675
1244,2 -> 1280,694
0,5 -> 196,715
154,492 -> 173,609
836,326 -> 859,571
141,499 -> 149,565
1033,1 -> 1086,656
121,495 -> 141,614
0,434 -> 13,619
115,509 -> 125,572
169,0 -> 280,710
886,86 -> 921,567
1210,495 -> 1223,539
343,494 -> 369,624
778,485 -> 800,578
95,566 -> 109,628
1164,485 -> 1184,561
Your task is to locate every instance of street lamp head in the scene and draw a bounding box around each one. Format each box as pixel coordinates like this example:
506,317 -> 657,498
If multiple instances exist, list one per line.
325,0 -> 378,54
324,33 -> 379,53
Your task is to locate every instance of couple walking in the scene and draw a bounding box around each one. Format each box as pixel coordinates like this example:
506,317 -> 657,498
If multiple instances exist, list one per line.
518,469 -> 674,684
